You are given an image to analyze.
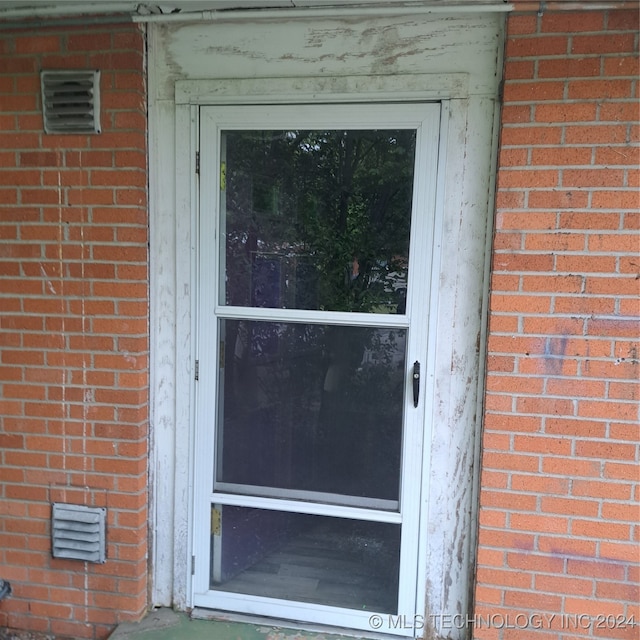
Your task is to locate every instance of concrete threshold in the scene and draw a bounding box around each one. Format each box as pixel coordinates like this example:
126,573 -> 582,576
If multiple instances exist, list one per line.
108,608 -> 388,640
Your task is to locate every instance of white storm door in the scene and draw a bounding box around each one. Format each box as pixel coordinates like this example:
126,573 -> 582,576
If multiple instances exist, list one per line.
192,102 -> 441,636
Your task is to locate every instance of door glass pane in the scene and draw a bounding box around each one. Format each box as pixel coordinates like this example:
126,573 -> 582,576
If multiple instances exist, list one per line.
221,129 -> 415,313
210,506 -> 400,614
216,319 -> 406,503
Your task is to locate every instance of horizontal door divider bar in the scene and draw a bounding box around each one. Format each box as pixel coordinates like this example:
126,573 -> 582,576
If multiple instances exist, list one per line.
215,482 -> 399,512
213,305 -> 410,328
209,492 -> 403,524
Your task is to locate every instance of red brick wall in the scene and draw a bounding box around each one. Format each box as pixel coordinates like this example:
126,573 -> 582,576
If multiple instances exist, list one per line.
474,8 -> 639,640
0,23 -> 148,639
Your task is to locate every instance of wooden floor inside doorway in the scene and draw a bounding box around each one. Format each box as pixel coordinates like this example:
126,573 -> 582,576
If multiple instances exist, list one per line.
214,524 -> 397,613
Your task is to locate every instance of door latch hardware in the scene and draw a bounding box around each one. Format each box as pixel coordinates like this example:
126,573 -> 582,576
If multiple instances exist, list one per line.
413,361 -> 420,407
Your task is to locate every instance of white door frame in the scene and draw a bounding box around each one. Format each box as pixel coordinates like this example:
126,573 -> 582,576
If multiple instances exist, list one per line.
151,57 -> 499,636
175,72 -> 458,631
192,102 -> 441,636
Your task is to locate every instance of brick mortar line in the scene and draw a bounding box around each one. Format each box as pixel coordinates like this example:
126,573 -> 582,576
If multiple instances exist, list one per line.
1,489 -> 146,496
494,210 -> 638,214
0,147 -> 147,152
482,410 -> 640,422
476,547 -> 636,563
487,370 -> 637,376
0,438 -> 149,444
513,78 -> 638,84
481,455 -> 638,466
510,31 -> 639,38
484,388 -> 639,396
481,449 -> 639,460
490,306 -> 637,311
502,99 -> 637,104
482,424 -> 630,433
1,466 -> 150,472
476,526 -> 638,541
493,242 -> 640,247
479,504 -> 639,516
485,384 -> 639,392
498,179 -> 640,181
5,276 -> 150,282
0,382 -> 148,388
500,142 -> 640,148
489,273 -> 639,278
0,227 -> 149,231
472,584 -> 638,600
497,151 -> 639,156
485,372 -> 640,379
1,268 -> 149,272
487,416 -> 638,424
0,252 -> 147,255
505,53 -> 639,59
482,518 -> 636,530
8,227 -> 148,231
490,288 -> 638,292
485,370 -> 640,380
487,385 -> 639,394
475,566 -> 634,581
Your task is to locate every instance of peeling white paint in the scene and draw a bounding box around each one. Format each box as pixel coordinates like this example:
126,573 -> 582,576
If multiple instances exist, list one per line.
148,10 -> 502,638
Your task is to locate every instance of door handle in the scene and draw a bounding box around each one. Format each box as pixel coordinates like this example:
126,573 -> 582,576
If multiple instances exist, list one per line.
412,361 -> 420,407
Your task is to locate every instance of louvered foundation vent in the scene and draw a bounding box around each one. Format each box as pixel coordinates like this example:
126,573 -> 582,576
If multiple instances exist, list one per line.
41,70 -> 101,134
51,503 -> 106,563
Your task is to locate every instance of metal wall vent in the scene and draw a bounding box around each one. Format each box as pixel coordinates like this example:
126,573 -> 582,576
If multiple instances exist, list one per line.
41,70 -> 101,134
51,503 -> 106,563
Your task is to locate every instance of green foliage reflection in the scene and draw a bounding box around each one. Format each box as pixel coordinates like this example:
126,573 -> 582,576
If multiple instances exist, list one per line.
224,128 -> 416,313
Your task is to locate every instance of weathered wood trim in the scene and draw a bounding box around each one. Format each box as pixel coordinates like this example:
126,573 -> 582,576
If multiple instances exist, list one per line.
175,73 -> 469,105
148,11 -> 503,636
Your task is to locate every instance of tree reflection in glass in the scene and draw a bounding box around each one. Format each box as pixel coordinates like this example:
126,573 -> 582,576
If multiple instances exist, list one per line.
221,129 -> 416,314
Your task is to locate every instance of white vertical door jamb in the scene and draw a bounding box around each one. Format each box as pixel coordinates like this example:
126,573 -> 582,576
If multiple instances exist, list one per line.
170,102 -> 199,609
414,99 -> 450,637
